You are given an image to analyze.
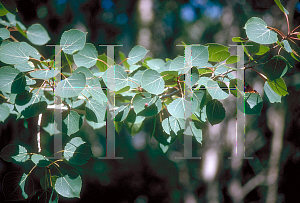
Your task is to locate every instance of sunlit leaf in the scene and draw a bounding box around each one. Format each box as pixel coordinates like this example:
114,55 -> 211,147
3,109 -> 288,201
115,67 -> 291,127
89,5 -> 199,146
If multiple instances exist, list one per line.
0,103 -> 10,122
73,43 -> 98,68
264,81 -> 281,103
54,171 -> 82,198
27,24 -> 50,45
0,144 -> 29,162
127,45 -> 148,65
141,69 -> 165,95
63,137 -> 92,165
55,72 -> 86,98
60,29 -> 87,55
0,27 -> 9,39
0,42 -> 29,64
245,17 -> 278,44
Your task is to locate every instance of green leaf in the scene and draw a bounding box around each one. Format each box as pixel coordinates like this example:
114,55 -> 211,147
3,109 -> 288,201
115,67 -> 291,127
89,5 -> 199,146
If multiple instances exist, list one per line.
20,42 -> 41,60
5,14 -> 26,29
245,17 -> 278,44
193,89 -> 206,109
255,44 -> 270,55
167,98 -> 197,119
127,45 -> 148,65
274,0 -> 289,14
0,27 -> 9,39
197,76 -> 210,88
11,72 -> 26,94
206,79 -> 229,100
15,90 -> 48,118
29,69 -> 55,79
159,144 -> 169,153
169,56 -> 184,73
206,99 -> 226,125
81,77 -> 107,104
263,55 -> 287,80
74,66 -> 93,81
2,171 -> 34,201
31,154 -> 51,167
25,75 -> 36,85
267,78 -> 288,96
73,43 -> 98,68
114,105 -> 130,122
107,65 -> 128,91
126,109 -> 145,136
64,137 -> 92,165
0,144 -> 29,162
55,72 -> 86,98
282,40 -> 292,53
0,3 -> 9,16
264,81 -> 281,103
226,55 -> 240,64
214,65 -> 235,82
128,67 -> 146,88
60,29 -> 87,55
119,51 -> 129,69
206,43 -> 230,62
132,93 -> 162,117
61,110 -> 83,136
146,58 -> 165,71
141,69 -> 165,95
229,79 -> 238,97
96,54 -> 114,72
1,0 -> 16,14
246,41 -> 260,54
15,61 -> 35,72
232,37 -> 248,42
238,93 -> 263,115
162,116 -> 185,138
27,24 -> 50,45
190,121 -> 202,144
191,45 -> 209,67
0,42 -> 29,64
191,67 -> 199,86
85,98 -> 106,122
0,103 -> 10,122
0,66 -> 21,93
16,23 -> 27,37
54,171 -> 82,198
21,101 -> 47,118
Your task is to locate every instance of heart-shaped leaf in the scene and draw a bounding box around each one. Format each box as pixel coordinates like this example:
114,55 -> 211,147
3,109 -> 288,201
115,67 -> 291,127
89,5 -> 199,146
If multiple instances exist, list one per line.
141,69 -> 165,95
60,29 -> 87,55
127,45 -> 148,65
0,144 -> 29,163
54,171 -> 82,198
55,72 -> 86,98
27,24 -> 50,45
63,137 -> 92,165
73,43 -> 98,68
245,17 -> 278,44
206,99 -> 226,125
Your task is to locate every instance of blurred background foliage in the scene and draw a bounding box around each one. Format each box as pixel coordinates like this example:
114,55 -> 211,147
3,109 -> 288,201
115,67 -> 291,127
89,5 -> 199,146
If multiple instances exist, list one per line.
1,0 -> 300,202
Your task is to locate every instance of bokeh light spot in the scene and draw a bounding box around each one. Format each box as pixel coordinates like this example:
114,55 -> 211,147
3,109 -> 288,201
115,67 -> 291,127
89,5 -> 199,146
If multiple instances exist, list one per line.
117,13 -> 128,25
181,4 -> 196,22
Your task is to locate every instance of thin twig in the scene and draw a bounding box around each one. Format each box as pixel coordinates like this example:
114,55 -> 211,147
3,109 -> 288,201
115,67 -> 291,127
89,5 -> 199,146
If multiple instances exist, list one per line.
10,35 -> 18,42
285,13 -> 290,35
160,89 -> 180,99
37,113 -> 42,153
